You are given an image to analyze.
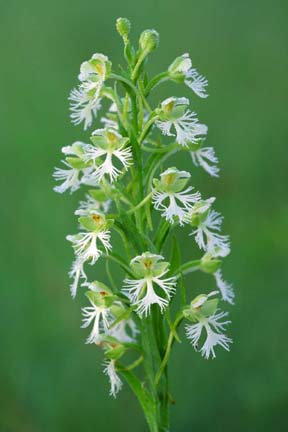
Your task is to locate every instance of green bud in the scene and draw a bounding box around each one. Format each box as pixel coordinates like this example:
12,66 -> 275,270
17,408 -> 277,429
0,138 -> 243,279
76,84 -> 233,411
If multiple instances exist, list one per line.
168,53 -> 191,83
139,29 -> 159,53
116,17 -> 131,41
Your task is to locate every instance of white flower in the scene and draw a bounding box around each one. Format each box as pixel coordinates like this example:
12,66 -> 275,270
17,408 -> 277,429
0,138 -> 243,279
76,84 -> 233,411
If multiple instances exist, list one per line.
191,146 -> 219,177
68,258 -> 87,299
81,300 -> 113,344
186,70 -> 209,99
168,53 -> 208,98
53,161 -> 81,194
103,360 -> 123,398
83,128 -> 133,183
69,86 -> 102,130
191,209 -> 230,257
122,253 -> 176,317
75,194 -> 111,216
156,97 -> 207,146
214,269 -> 234,305
152,167 -> 201,225
69,53 -> 111,130
185,310 -> 232,359
67,213 -> 112,265
78,53 -> 111,82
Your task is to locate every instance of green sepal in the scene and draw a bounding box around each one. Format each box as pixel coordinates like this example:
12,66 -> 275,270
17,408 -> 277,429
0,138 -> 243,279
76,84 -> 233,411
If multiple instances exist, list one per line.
200,298 -> 219,317
66,157 -> 88,170
152,261 -> 169,276
85,290 -> 116,308
87,280 -> 112,295
79,216 -> 98,231
103,336 -> 126,360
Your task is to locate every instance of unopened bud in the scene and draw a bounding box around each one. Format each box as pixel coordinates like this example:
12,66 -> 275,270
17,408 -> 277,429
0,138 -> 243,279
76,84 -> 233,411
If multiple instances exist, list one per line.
116,17 -> 131,42
139,29 -> 159,53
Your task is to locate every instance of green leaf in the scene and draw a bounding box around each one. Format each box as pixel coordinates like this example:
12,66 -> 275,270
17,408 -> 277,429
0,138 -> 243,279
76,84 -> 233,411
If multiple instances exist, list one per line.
119,369 -> 158,432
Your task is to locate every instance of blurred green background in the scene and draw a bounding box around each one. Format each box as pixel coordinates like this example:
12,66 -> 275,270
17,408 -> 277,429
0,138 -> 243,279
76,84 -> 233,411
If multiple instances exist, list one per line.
1,0 -> 288,430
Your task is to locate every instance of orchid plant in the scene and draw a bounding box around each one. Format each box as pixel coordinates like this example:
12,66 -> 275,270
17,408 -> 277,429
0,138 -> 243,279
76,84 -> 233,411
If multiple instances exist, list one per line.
54,18 -> 234,432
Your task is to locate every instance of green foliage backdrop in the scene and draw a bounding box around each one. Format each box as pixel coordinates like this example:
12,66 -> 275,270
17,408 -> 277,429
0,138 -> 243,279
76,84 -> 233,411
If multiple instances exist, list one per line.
1,0 -> 287,430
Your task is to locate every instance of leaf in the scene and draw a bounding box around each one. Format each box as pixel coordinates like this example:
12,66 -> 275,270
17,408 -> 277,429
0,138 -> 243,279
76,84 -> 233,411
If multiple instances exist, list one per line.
119,369 -> 158,432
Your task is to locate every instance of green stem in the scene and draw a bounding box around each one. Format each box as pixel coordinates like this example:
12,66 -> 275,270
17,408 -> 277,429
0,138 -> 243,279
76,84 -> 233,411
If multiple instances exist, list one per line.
145,71 -> 169,95
127,192 -> 152,215
139,115 -> 159,144
105,252 -> 134,277
118,355 -> 144,371
146,147 -> 178,193
175,260 -> 201,279
138,79 -> 153,113
110,73 -> 139,96
155,315 -> 183,386
131,51 -> 147,81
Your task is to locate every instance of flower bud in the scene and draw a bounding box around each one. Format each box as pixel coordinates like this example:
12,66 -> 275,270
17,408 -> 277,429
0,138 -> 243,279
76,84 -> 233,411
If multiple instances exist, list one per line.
139,29 -> 159,53
116,17 -> 131,41
168,53 -> 192,82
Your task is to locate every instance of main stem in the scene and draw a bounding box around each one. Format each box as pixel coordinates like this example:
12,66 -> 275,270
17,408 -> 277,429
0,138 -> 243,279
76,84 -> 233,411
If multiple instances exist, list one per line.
119,66 -> 171,432
141,312 -> 170,432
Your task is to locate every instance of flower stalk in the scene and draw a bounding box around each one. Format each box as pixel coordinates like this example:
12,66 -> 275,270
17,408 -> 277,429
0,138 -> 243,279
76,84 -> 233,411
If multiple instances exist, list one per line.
54,17 -> 234,432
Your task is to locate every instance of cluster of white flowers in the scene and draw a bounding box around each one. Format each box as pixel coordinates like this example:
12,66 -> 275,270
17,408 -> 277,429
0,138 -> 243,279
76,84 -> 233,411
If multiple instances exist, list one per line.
54,19 -> 234,402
